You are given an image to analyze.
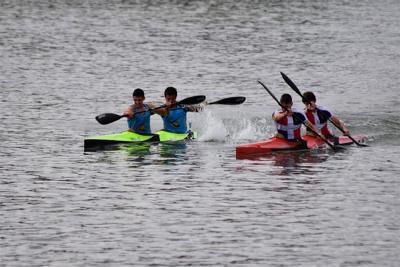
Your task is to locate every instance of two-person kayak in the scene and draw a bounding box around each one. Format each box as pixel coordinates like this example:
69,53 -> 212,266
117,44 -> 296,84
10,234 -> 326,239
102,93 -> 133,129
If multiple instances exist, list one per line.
236,134 -> 367,159
87,95 -> 246,151
84,130 -> 197,151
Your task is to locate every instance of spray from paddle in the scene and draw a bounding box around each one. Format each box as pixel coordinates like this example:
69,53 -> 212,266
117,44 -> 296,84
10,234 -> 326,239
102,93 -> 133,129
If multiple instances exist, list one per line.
195,108 -> 272,143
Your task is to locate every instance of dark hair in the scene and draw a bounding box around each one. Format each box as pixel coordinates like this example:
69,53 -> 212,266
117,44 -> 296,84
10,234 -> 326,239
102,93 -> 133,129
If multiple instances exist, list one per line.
164,87 -> 177,97
302,91 -> 316,103
132,88 -> 145,98
280,94 -> 292,104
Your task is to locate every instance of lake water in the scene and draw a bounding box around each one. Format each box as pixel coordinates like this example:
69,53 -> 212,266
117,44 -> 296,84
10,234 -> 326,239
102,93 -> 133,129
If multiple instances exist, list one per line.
1,1 -> 399,266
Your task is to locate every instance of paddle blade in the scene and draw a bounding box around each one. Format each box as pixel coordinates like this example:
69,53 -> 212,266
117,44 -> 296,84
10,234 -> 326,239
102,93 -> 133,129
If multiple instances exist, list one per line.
280,72 -> 303,98
208,96 -> 246,105
95,113 -> 124,125
178,95 -> 206,105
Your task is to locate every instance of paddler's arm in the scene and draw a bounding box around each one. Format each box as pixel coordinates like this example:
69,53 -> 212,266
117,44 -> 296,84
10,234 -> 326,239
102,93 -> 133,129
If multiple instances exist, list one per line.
330,115 -> 350,135
272,110 -> 291,121
123,105 -> 134,118
151,102 -> 171,117
155,104 -> 203,115
185,104 -> 204,112
146,102 -> 162,116
304,120 -> 319,136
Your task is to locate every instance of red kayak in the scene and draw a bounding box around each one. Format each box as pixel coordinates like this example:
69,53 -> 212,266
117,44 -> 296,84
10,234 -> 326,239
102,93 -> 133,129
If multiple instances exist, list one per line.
236,134 -> 367,159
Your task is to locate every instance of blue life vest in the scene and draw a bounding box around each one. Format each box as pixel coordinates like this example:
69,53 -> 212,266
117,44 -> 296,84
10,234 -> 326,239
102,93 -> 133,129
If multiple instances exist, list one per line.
162,105 -> 187,133
127,104 -> 152,134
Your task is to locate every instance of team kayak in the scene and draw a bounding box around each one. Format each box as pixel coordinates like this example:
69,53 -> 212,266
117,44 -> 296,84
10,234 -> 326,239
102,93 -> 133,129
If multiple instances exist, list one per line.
84,130 -> 197,151
236,134 -> 367,159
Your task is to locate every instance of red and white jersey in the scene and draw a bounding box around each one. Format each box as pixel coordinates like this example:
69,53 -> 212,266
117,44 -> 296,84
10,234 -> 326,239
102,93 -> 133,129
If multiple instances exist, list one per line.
304,105 -> 332,136
272,108 -> 306,140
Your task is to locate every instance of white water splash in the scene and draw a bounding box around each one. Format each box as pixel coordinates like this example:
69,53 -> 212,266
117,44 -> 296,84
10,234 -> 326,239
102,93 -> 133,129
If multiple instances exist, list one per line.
229,117 -> 270,142
194,110 -> 227,142
190,108 -> 274,143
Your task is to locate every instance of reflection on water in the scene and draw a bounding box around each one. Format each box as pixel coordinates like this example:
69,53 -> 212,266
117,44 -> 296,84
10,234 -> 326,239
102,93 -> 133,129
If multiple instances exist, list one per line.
83,142 -> 155,168
159,142 -> 187,156
240,150 -> 331,176
83,141 -> 192,166
119,143 -> 152,157
84,142 -> 153,155
269,150 -> 330,176
156,142 -> 189,165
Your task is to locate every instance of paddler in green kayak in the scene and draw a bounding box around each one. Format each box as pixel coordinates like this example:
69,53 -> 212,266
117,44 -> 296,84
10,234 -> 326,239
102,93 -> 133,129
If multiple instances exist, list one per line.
123,88 -> 156,134
153,87 -> 203,134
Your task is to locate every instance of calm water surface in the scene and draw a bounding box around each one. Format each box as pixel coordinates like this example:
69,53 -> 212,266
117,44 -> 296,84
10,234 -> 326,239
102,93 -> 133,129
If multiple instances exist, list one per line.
1,1 -> 399,266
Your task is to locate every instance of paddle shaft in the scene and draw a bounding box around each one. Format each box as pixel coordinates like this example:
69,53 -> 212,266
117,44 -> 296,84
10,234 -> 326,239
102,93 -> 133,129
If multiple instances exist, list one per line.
133,96 -> 242,115
258,81 -> 337,150
137,97 -> 245,115
207,96 -> 246,105
144,95 -> 206,113
96,95 -> 205,125
280,72 -> 367,147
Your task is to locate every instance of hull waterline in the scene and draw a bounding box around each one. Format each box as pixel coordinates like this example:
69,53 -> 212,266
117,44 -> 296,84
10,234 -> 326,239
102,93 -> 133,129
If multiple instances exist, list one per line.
84,130 -> 197,151
236,135 -> 368,159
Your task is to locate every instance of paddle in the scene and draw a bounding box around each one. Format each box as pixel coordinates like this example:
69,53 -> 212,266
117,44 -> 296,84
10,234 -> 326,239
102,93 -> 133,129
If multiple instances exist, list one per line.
207,96 -> 246,105
95,95 -> 206,125
258,80 -> 340,151
280,72 -> 368,147
95,113 -> 127,125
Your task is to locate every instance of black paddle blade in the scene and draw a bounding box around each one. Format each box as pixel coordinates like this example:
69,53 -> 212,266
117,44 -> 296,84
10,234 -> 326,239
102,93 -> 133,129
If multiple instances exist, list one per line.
280,72 -> 303,98
95,113 -> 124,125
178,95 -> 206,105
208,96 -> 246,105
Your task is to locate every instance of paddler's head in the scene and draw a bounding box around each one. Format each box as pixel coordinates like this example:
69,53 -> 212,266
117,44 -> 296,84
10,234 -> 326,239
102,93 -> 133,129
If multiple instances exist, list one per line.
132,88 -> 145,108
280,93 -> 293,111
302,91 -> 316,111
164,86 -> 177,106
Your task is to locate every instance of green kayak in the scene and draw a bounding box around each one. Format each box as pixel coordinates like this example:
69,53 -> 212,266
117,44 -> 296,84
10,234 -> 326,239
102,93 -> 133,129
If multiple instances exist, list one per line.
84,130 -> 197,150
157,130 -> 197,142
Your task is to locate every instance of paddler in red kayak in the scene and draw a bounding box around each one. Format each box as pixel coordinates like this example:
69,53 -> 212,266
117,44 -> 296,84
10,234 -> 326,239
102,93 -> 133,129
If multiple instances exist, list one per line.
154,87 -> 203,134
301,91 -> 350,142
123,88 -> 156,134
272,94 -> 318,148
